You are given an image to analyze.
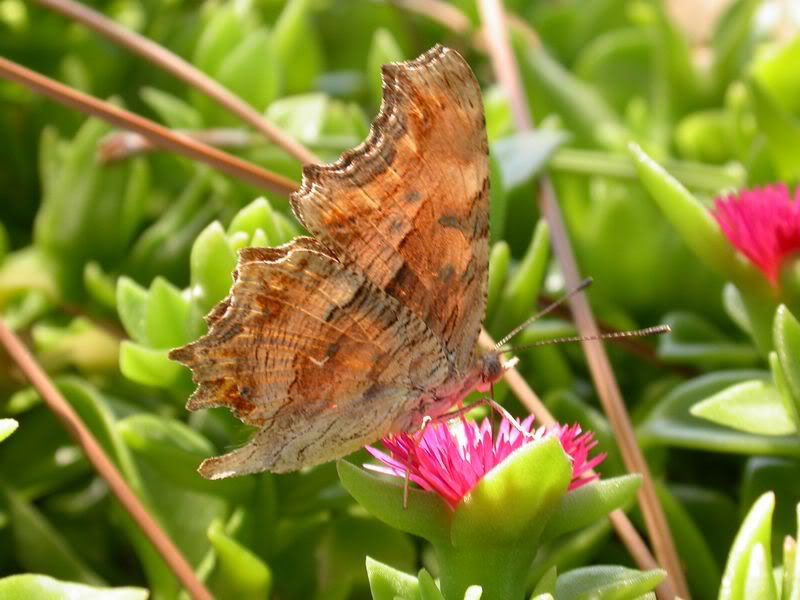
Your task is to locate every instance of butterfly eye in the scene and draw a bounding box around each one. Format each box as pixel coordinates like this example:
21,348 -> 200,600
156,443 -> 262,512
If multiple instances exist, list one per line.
481,353 -> 502,383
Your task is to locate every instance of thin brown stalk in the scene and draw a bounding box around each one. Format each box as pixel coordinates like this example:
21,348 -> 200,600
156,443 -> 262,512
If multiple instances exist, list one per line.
0,321 -> 213,600
390,0 -> 473,36
478,330 -> 661,574
99,128 -> 253,164
33,0 -> 319,166
0,57 -> 297,198
476,0 -> 688,597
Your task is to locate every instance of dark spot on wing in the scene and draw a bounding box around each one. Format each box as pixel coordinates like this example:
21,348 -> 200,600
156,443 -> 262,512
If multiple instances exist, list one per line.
438,215 -> 466,231
404,191 -> 422,203
439,265 -> 455,282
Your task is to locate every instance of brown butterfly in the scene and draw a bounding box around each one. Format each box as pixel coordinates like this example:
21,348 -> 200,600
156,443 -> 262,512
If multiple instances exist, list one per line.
169,45 -> 514,479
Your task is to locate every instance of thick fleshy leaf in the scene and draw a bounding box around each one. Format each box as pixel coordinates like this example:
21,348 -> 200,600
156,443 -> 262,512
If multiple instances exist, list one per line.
486,241 -> 510,321
532,566 -> 558,597
774,305 -> 800,422
317,514 -> 416,598
745,543 -> 778,600
749,82 -> 800,182
0,575 -> 147,600
144,277 -> 192,348
119,342 -> 188,389
190,221 -> 237,312
529,520 -> 612,588
116,276 -> 149,344
740,458 -> 800,560
117,414 -> 252,500
228,197 -> 276,239
770,353 -> 800,430
4,487 -> 103,585
752,34 -> 800,116
140,87 -> 202,129
365,556 -> 419,600
516,41 -> 627,149
367,29 -> 404,106
0,418 -> 18,443
690,379 -> 797,436
464,586 -> 483,600
781,535 -> 796,600
627,143 -> 762,291
418,569 -> 445,600
555,566 -> 665,600
656,483 -> 722,600
491,219 -> 550,337
336,460 -> 451,543
491,130 -> 567,190
489,155 -> 508,245
271,0 -> 323,94
207,519 -> 272,599
452,436 -> 571,547
720,492 -> 775,600
787,504 -> 800,600
216,31 -> 279,113
541,475 -> 641,541
637,371 -> 800,457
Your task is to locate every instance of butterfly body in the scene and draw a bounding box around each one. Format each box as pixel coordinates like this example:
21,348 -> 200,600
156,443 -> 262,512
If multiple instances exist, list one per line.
170,45 -> 504,479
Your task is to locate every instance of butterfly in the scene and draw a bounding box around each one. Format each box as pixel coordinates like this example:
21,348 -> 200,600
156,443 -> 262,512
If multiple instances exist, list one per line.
169,45 -> 514,479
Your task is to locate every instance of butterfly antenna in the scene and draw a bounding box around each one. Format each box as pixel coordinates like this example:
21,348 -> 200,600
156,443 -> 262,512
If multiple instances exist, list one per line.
498,325 -> 671,353
493,277 -> 593,350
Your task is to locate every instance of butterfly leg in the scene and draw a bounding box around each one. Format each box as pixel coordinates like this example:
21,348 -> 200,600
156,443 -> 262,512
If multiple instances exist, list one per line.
431,397 -> 533,439
403,415 -> 432,509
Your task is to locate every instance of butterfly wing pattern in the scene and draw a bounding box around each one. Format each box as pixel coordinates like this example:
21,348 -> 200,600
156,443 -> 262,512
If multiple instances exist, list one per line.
169,45 -> 490,479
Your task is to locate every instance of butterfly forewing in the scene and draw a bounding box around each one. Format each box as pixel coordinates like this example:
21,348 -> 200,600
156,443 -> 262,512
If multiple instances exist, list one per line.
290,45 -> 490,373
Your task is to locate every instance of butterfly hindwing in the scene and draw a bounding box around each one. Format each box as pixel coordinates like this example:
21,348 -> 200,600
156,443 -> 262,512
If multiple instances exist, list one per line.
169,243 -> 450,476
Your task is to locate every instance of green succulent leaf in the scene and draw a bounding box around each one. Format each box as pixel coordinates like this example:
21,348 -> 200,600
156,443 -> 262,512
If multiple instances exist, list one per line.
541,475 -> 642,541
368,29 -> 405,106
491,130 -> 568,190
0,575 -> 147,600
4,487 -> 104,585
119,341 -> 187,389
0,418 -> 19,443
207,519 -> 272,599
418,569 -> 445,600
190,221 -> 237,313
690,379 -> 798,436
336,460 -> 452,543
627,143 -> 763,292
365,556 -> 419,600
451,436 -> 571,547
720,492 -> 775,600
637,371 -> 800,457
532,566 -> 558,597
555,565 -> 665,600
774,305 -> 800,420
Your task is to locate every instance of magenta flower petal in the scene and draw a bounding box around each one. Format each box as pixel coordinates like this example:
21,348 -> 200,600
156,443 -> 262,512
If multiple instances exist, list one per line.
365,415 -> 606,510
712,184 -> 800,285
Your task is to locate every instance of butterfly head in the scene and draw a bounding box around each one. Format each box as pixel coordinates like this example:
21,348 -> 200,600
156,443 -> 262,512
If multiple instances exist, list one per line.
475,351 -> 519,392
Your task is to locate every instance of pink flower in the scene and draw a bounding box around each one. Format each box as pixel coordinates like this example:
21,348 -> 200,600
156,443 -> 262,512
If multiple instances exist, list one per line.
365,416 -> 605,510
712,184 -> 800,285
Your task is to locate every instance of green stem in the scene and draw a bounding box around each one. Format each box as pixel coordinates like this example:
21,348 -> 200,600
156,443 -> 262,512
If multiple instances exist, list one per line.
434,542 -> 535,600
550,148 -> 745,192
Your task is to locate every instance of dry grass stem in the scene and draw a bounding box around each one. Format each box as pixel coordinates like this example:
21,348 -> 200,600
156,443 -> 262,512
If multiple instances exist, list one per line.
34,0 -> 319,165
0,57 -> 297,197
475,0 -> 689,597
0,321 -> 213,600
